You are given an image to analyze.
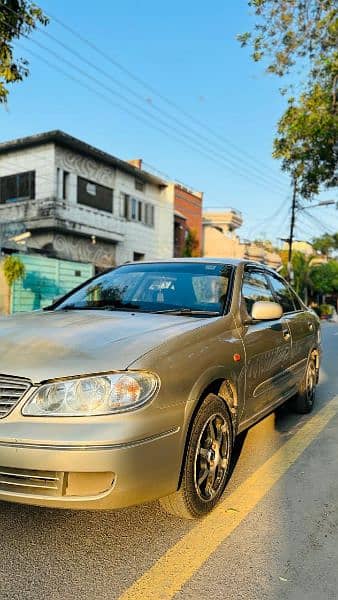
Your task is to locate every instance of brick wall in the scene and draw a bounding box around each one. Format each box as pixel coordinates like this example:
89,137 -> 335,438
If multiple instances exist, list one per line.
174,185 -> 203,255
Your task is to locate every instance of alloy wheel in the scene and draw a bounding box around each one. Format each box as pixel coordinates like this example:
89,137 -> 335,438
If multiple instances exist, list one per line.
193,412 -> 230,502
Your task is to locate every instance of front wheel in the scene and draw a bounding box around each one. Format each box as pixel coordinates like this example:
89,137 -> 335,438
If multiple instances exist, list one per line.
294,357 -> 317,414
159,394 -> 233,519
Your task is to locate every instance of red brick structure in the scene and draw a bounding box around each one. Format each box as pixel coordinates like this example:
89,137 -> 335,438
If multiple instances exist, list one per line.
173,184 -> 203,257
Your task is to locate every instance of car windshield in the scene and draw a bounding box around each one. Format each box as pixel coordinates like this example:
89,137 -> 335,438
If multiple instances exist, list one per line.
54,262 -> 233,316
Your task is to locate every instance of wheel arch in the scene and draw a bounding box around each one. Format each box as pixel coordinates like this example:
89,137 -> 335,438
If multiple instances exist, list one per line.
177,372 -> 238,489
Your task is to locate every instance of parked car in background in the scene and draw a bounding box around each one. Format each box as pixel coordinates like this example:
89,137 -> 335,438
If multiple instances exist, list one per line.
0,259 -> 321,518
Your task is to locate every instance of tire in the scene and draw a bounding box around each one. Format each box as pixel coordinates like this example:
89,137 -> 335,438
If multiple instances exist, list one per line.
159,394 -> 233,519
294,357 -> 317,414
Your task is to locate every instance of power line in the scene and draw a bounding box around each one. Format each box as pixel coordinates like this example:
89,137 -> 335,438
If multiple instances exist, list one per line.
1,3 -> 288,194
13,34 -> 288,198
30,21 -> 288,192
301,209 -> 337,236
47,9 -> 287,183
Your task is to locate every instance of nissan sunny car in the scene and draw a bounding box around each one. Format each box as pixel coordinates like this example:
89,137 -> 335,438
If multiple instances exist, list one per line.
0,259 -> 320,518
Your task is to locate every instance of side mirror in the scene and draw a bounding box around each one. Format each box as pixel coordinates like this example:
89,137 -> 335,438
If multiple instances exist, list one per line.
251,301 -> 283,321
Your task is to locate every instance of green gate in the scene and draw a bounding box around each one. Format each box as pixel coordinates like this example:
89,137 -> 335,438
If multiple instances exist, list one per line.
11,254 -> 94,313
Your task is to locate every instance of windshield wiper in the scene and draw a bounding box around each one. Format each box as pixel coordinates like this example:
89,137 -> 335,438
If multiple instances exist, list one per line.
154,308 -> 220,317
57,305 -> 134,312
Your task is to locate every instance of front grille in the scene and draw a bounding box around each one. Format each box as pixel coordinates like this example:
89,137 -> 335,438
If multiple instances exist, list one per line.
0,467 -> 63,497
0,375 -> 31,418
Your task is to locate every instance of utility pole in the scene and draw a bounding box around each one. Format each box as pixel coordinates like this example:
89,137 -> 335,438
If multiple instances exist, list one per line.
287,177 -> 297,283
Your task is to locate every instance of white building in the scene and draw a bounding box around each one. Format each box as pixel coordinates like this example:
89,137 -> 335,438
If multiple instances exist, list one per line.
0,131 -> 173,270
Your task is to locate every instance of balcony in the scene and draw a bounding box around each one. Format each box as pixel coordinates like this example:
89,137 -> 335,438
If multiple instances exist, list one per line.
0,197 -> 124,243
203,208 -> 243,233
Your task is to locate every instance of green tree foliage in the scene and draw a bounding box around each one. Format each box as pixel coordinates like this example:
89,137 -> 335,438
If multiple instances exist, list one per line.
310,260 -> 338,294
237,1 -> 337,83
273,82 -> 338,197
3,254 -> 25,287
312,232 -> 338,256
0,0 -> 48,103
238,1 -> 337,198
183,228 -> 200,257
280,249 -> 314,300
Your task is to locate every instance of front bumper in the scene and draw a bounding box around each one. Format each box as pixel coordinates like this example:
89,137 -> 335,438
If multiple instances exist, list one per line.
0,427 -> 181,509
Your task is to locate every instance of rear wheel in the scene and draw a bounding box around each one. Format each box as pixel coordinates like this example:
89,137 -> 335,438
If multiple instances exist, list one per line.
159,394 -> 233,519
294,357 -> 317,414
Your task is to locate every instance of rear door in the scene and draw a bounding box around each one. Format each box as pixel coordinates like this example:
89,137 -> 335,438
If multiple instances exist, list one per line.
240,268 -> 292,424
266,273 -> 316,389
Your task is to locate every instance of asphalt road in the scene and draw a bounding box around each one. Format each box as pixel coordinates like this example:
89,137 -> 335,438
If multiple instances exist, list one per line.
0,323 -> 337,600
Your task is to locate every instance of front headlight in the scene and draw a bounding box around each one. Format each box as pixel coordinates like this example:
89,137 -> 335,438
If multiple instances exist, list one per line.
22,372 -> 159,416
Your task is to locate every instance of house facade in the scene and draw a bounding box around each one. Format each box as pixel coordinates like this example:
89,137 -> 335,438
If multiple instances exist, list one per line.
0,131 -> 173,270
203,210 -> 282,270
171,184 -> 203,257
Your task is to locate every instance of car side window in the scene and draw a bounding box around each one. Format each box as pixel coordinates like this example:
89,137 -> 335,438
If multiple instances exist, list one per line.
242,270 -> 274,315
289,287 -> 304,311
267,274 -> 296,314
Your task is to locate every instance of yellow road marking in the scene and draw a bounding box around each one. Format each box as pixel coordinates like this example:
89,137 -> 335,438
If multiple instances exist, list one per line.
119,395 -> 338,600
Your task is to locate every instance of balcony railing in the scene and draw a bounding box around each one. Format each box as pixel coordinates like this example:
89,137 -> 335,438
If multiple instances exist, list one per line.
0,197 -> 125,242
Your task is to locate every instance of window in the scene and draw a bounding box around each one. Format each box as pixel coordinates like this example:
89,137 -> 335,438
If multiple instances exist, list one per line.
63,171 -> 69,200
145,203 -> 155,227
0,171 -> 35,204
135,179 -> 145,192
133,252 -> 145,261
122,193 -> 129,218
131,197 -> 137,220
77,177 -> 113,213
266,274 -> 296,313
268,275 -> 295,313
56,262 -> 233,316
242,270 -> 274,315
289,288 -> 303,311
137,200 -> 143,222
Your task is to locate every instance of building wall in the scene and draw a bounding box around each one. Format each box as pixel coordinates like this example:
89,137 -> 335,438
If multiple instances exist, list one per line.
203,226 -> 244,259
203,225 -> 282,269
55,146 -> 173,264
0,263 -> 9,315
10,254 -> 93,313
170,184 -> 202,256
0,143 -> 174,266
0,144 -> 56,199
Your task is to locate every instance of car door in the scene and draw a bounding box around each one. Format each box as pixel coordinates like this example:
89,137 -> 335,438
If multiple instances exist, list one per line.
240,267 -> 292,425
266,273 -> 316,388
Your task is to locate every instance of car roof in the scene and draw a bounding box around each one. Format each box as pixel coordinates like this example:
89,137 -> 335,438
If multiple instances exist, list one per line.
123,257 -> 278,273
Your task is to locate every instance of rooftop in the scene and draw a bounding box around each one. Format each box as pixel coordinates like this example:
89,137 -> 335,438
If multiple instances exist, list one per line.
0,130 -> 167,188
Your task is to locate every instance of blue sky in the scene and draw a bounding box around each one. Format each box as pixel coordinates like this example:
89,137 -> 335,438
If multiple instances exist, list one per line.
1,0 -> 337,243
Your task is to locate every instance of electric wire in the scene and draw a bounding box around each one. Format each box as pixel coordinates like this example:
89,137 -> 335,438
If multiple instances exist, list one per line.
9,32 -> 288,198
29,21 -> 288,191
46,9 -> 288,183
1,4 -> 288,194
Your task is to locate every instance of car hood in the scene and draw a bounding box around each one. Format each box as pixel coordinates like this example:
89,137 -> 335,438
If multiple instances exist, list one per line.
0,309 -> 207,382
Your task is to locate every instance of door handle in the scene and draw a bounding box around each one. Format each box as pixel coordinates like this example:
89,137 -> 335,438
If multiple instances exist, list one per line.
282,329 -> 291,341
308,321 -> 314,331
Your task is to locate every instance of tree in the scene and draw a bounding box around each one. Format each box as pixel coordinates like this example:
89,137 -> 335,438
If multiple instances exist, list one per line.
238,1 -> 338,197
312,232 -> 338,257
310,260 -> 338,295
183,228 -> 200,257
0,0 -> 48,104
273,82 -> 338,197
237,1 -> 337,85
280,249 -> 314,302
3,254 -> 25,313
